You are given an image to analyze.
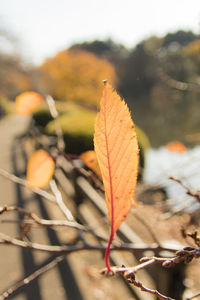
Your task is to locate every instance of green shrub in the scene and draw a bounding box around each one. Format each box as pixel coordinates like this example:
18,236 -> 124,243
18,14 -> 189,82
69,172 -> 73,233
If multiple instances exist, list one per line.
33,103 -> 150,179
32,109 -> 54,128
45,109 -> 96,154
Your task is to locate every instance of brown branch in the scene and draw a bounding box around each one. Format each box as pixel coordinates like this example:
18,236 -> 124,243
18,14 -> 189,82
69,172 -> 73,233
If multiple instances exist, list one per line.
49,179 -> 74,221
102,246 -> 200,274
46,95 -> 65,152
102,261 -> 174,300
131,278 -> 174,300
0,168 -> 56,203
169,176 -> 200,203
0,255 -> 65,300
101,247 -> 200,300
0,167 -> 105,241
158,68 -> 200,92
185,291 -> 200,300
0,232 -> 182,254
60,154 -> 105,191
0,205 -> 108,242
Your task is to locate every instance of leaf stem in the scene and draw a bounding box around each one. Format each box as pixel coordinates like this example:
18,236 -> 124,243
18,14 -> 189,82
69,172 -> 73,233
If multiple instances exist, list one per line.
105,228 -> 114,271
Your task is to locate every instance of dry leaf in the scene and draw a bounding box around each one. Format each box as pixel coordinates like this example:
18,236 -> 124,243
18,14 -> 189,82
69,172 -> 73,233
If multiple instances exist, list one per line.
16,91 -> 43,115
94,82 -> 139,270
166,141 -> 186,153
79,150 -> 102,179
27,150 -> 55,188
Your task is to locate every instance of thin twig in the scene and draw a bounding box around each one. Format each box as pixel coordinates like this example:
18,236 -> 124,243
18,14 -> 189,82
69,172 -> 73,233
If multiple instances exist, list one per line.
49,179 -> 74,221
0,205 -> 87,231
185,291 -> 200,300
132,277 -> 174,300
158,68 -> 200,93
0,205 -> 108,242
102,261 -> 174,300
0,168 -> 56,203
0,168 -> 106,242
0,232 -> 182,254
101,247 -> 200,300
60,154 -> 105,191
169,176 -> 200,203
46,95 -> 65,152
102,246 -> 200,275
0,255 -> 65,300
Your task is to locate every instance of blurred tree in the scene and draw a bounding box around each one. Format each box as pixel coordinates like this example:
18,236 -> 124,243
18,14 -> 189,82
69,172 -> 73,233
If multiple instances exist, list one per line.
118,41 -> 158,101
159,47 -> 196,82
39,49 -> 116,107
184,38 -> 200,55
183,39 -> 200,82
0,26 -> 31,101
162,30 -> 197,48
70,39 -> 128,94
143,35 -> 163,55
0,54 -> 31,98
70,39 -> 129,66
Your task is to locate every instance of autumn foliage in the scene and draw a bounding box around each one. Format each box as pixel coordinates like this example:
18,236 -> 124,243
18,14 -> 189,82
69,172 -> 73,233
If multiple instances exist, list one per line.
79,150 -> 102,179
39,50 -> 116,106
166,141 -> 186,153
94,82 -> 139,270
16,91 -> 43,115
27,149 -> 55,188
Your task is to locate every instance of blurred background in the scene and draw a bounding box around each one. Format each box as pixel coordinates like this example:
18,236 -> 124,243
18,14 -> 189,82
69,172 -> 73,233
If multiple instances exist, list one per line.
1,2 -> 200,299
0,0 -> 200,147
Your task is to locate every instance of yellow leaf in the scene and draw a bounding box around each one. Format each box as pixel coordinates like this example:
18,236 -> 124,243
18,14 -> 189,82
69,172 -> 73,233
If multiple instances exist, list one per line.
16,91 -> 43,115
27,150 -> 55,188
94,82 -> 139,270
79,150 -> 102,179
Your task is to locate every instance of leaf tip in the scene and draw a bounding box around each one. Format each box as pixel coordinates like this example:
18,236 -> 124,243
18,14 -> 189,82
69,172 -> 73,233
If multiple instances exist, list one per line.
102,79 -> 107,85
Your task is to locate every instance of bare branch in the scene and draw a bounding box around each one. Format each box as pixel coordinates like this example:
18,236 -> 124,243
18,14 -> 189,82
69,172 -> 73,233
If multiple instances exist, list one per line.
158,68 -> 200,92
0,168 -> 56,203
49,179 -> 74,221
0,205 -> 108,242
131,278 -> 174,300
1,205 -> 86,231
0,255 -> 65,300
185,291 -> 200,300
101,247 -> 200,300
46,95 -> 65,152
102,261 -> 174,300
102,246 -> 200,275
169,176 -> 200,203
0,231 -> 183,255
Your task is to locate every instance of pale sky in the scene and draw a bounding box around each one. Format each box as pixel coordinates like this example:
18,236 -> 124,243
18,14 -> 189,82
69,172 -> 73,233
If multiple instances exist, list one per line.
0,0 -> 200,65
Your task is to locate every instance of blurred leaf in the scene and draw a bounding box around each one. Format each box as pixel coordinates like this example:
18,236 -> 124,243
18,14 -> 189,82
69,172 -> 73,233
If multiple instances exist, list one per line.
27,150 -> 55,188
16,91 -> 43,115
79,150 -> 102,179
166,141 -> 186,153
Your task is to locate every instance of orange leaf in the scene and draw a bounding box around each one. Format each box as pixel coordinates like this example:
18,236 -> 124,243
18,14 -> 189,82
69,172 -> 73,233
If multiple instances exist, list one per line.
16,91 -> 43,115
94,82 -> 139,270
27,150 -> 55,188
79,150 -> 102,179
166,141 -> 186,153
